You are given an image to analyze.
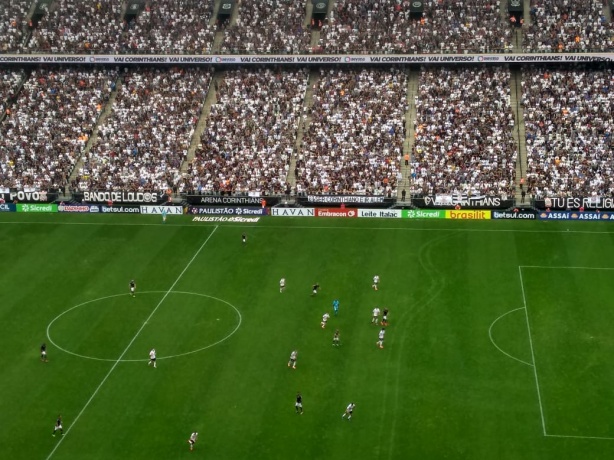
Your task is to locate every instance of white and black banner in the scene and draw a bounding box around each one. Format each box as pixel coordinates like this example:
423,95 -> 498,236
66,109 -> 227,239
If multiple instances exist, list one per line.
538,196 -> 614,210
508,0 -> 523,12
0,53 -> 610,65
302,195 -> 388,204
413,194 -> 512,209
186,195 -> 278,206
0,190 -> 57,203
409,0 -> 424,13
76,190 -> 165,204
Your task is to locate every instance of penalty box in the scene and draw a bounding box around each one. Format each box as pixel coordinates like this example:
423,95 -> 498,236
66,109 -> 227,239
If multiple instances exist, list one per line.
520,266 -> 614,440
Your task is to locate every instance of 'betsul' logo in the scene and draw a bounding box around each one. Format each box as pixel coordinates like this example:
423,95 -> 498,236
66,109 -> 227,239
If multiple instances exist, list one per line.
222,2 -> 231,9
510,0 -> 520,6
412,1 -> 422,7
316,2 -> 326,8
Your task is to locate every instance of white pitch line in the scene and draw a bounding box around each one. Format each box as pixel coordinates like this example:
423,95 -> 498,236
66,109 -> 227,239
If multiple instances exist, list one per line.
488,307 -> 534,367
46,290 -> 242,362
3,219 -> 614,234
545,434 -> 614,441
45,225 -> 218,460
518,266 -> 548,436
520,265 -> 614,270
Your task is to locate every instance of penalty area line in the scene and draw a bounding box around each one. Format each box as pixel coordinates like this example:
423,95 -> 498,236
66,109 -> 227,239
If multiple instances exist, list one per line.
45,225 -> 218,460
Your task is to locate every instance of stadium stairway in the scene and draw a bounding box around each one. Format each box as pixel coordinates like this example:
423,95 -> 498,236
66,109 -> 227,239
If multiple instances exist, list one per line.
211,2 -> 225,52
182,73 -> 221,172
67,74 -> 122,186
309,0 -> 330,50
305,0 -> 314,29
211,0 -> 241,51
119,0 -> 129,19
510,67 -> 529,205
288,69 -> 319,191
523,0 -> 532,26
0,69 -> 28,126
398,69 -> 419,202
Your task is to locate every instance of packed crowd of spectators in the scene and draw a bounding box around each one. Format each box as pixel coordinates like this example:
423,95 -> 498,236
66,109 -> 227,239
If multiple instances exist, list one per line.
522,67 -> 614,198
220,0 -> 311,54
27,0 -> 124,53
76,68 -> 211,191
0,68 -> 117,190
298,68 -> 406,196
523,0 -> 614,52
122,0 -> 216,54
0,70 -> 25,116
185,68 -> 308,195
319,0 -> 512,54
0,0 -> 30,52
411,67 -> 517,197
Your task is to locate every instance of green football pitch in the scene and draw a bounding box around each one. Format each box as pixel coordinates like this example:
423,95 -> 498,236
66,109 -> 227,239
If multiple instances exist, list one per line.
2,212 -> 614,459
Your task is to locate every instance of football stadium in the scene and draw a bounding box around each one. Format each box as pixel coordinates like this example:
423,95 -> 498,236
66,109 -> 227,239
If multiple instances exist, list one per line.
0,0 -> 613,459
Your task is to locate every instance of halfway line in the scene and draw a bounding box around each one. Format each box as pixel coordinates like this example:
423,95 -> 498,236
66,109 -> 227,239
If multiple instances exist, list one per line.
519,266 -> 548,436
45,225 -> 219,460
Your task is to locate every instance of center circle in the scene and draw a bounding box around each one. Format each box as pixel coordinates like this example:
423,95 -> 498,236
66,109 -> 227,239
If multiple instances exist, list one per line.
46,291 -> 242,362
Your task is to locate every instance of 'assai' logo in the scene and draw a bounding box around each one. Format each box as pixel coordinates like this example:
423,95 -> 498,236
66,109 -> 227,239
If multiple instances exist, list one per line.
510,0 -> 520,6
222,2 -> 231,9
316,2 -> 326,8
412,1 -> 422,7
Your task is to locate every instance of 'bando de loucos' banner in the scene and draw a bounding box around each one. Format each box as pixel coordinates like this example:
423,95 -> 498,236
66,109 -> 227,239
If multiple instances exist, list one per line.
538,211 -> 614,221
536,197 -> 614,211
412,194 -> 513,209
188,206 -> 268,216
298,195 -> 394,208
186,195 -> 279,206
0,190 -> 58,203
74,190 -> 166,204
0,53 -> 610,65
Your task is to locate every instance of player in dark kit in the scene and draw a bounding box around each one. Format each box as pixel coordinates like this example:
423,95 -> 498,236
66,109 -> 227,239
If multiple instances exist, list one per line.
311,283 -> 320,296
242,233 -> 247,244
382,308 -> 389,326
52,415 -> 63,436
41,343 -> 48,362
129,280 -> 136,297
295,393 -> 303,414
